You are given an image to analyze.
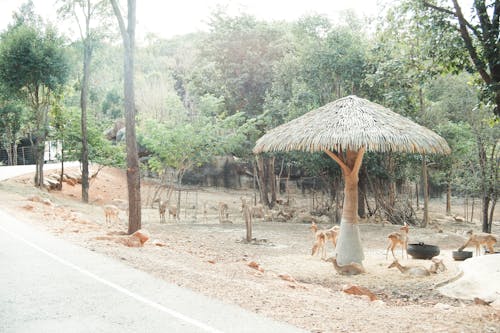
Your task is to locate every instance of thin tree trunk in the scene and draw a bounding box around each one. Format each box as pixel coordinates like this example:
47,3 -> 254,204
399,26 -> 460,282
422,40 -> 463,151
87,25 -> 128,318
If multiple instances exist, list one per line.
81,43 -> 91,203
269,156 -> 276,206
422,155 -> 430,227
111,0 -> 141,234
358,167 -> 367,218
446,179 -> 452,215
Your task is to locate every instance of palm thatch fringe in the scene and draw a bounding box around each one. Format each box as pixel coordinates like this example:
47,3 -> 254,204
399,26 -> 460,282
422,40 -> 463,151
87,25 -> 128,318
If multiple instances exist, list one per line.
253,95 -> 451,155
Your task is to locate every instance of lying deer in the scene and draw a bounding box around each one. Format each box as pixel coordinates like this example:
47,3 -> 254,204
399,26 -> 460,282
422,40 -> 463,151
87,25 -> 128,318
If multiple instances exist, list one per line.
103,204 -> 120,227
388,258 -> 446,276
311,222 -> 340,259
386,223 -> 409,260
428,258 -> 447,274
388,259 -> 430,277
326,257 -> 365,275
458,230 -> 497,256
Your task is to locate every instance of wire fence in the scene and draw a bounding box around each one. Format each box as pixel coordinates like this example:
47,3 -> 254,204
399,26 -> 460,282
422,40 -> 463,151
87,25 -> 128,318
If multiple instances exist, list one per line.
0,146 -> 35,166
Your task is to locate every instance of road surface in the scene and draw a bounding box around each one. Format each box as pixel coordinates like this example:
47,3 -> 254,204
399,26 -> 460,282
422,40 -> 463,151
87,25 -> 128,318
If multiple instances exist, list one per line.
0,162 -> 80,181
0,165 -> 306,333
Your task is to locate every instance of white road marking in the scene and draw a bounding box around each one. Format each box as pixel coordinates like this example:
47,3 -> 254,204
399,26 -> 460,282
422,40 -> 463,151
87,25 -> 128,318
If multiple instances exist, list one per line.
0,223 -> 224,333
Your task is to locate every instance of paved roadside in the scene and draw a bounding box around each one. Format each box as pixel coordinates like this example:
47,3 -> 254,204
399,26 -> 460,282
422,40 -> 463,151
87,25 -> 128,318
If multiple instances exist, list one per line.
0,209 -> 307,333
0,162 -> 80,181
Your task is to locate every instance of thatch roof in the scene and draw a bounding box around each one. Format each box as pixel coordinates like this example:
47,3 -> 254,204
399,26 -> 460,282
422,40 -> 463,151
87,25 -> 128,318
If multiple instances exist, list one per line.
253,95 -> 451,155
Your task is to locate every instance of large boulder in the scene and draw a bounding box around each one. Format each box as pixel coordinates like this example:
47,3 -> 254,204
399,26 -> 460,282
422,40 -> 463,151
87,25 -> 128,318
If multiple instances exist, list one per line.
438,253 -> 500,303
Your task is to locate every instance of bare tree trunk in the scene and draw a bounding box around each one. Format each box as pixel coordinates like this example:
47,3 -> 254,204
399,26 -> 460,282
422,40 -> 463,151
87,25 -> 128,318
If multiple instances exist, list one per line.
81,42 -> 91,203
358,167 -> 367,218
269,156 -> 276,206
421,155 -> 430,227
256,156 -> 270,206
324,148 -> 365,265
446,179 -> 452,215
111,0 -> 141,234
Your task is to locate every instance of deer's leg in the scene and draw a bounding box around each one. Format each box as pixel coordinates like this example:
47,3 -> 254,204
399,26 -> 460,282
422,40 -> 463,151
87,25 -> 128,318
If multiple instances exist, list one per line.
386,240 -> 392,260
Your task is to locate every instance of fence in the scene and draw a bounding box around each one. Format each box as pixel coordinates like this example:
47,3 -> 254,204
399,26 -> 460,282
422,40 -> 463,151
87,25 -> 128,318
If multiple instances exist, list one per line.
0,145 -> 36,166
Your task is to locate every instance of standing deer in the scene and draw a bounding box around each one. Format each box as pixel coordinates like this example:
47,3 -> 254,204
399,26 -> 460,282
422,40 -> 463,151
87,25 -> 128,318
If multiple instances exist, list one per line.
218,202 -> 229,223
386,223 -> 409,260
458,230 -> 497,256
311,222 -> 339,259
103,204 -> 120,227
159,200 -> 168,223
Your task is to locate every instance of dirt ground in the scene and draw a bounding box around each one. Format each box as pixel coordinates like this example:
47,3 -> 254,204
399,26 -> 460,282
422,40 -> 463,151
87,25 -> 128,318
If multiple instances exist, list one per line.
1,165 -> 499,333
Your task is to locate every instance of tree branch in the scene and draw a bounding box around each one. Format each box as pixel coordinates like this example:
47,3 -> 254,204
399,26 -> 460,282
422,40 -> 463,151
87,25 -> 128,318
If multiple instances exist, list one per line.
109,0 -> 128,46
422,0 -> 482,37
352,147 -> 366,176
324,149 -> 350,175
451,0 -> 492,84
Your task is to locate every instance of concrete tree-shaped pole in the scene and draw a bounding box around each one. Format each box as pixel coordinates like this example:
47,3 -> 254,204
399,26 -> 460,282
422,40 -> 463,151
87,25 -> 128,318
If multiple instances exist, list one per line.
253,95 -> 450,266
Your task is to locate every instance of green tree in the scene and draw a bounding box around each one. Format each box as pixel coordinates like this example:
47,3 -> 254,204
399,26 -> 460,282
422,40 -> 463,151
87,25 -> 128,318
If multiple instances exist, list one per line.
0,10 -> 70,186
200,10 -> 287,117
0,100 -> 27,165
420,0 -> 500,119
57,0 -> 113,202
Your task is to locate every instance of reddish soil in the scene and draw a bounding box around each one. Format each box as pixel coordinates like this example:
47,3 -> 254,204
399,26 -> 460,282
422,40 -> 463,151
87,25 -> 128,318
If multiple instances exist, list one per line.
0,165 -> 499,333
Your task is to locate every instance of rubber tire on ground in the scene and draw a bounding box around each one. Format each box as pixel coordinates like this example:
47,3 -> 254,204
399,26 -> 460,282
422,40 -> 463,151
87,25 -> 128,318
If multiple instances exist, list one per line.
452,250 -> 473,261
407,242 -> 440,260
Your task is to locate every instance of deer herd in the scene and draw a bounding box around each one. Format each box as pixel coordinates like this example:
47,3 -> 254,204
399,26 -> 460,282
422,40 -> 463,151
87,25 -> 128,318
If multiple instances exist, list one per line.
100,196 -> 497,278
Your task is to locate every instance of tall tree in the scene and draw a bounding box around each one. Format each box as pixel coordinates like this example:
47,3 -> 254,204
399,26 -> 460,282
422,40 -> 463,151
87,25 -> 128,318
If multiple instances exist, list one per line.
0,9 -> 69,186
110,0 -> 141,234
58,0 -> 111,202
421,0 -> 500,119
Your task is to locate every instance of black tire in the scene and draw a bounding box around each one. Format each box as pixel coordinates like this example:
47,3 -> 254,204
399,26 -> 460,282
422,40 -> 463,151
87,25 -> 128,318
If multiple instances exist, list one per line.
452,250 -> 473,261
407,242 -> 440,260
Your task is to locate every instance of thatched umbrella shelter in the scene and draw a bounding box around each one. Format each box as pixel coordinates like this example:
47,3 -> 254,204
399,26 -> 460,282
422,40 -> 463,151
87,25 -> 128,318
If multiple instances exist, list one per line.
253,95 -> 450,266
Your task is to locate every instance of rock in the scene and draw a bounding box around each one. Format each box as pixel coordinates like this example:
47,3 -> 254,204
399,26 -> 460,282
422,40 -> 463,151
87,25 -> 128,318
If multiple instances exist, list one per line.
131,229 -> 150,245
248,261 -> 264,272
342,284 -> 377,301
278,273 -> 296,283
151,239 -> 166,247
434,303 -> 451,310
490,299 -> 500,310
473,297 -> 491,306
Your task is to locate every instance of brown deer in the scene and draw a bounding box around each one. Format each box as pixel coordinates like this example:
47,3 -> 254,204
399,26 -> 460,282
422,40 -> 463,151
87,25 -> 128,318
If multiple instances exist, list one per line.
167,205 -> 178,220
218,202 -> 229,223
388,259 -> 430,277
159,200 -> 168,223
103,204 -> 120,227
311,223 -> 340,259
386,223 -> 409,260
458,230 -> 497,256
326,257 -> 365,275
428,258 -> 447,274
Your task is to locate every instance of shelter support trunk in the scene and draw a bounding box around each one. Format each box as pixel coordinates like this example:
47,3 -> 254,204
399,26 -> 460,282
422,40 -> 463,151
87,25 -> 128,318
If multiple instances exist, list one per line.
324,148 -> 365,265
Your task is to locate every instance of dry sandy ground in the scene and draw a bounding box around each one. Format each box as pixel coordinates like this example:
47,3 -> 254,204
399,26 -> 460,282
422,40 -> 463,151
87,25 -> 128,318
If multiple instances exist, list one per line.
0,165 -> 499,333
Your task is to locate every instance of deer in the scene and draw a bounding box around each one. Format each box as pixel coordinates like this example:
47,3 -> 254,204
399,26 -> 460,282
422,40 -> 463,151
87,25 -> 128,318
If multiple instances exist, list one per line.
458,230 -> 497,256
311,222 -> 340,259
386,222 -> 409,260
103,204 -> 120,227
326,257 -> 365,275
388,259 -> 430,277
167,205 -> 178,220
218,201 -> 229,223
159,200 -> 168,223
428,258 -> 447,274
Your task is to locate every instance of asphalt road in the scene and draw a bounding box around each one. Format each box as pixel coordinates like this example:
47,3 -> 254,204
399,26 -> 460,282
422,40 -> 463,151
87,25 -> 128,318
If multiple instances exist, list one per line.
0,165 -> 306,333
0,162 -> 80,181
